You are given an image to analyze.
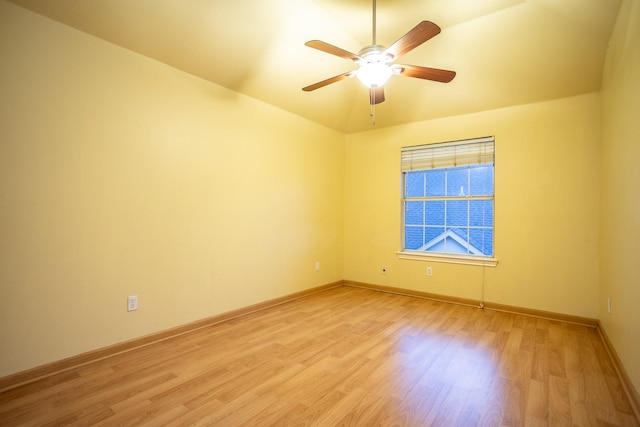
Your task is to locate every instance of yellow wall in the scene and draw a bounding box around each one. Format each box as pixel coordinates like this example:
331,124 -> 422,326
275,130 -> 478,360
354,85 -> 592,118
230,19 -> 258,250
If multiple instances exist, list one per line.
0,2 -> 344,377
600,0 -> 640,399
344,94 -> 601,318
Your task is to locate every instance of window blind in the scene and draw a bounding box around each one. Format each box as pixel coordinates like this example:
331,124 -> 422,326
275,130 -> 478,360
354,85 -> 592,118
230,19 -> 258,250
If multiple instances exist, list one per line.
401,136 -> 494,172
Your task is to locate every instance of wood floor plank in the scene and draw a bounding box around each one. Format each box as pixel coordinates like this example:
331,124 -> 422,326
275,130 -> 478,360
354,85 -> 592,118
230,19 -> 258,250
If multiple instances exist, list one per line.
0,286 -> 637,426
549,374 -> 573,426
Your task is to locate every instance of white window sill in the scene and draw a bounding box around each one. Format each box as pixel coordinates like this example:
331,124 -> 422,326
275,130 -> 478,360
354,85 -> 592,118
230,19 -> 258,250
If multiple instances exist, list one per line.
397,251 -> 498,267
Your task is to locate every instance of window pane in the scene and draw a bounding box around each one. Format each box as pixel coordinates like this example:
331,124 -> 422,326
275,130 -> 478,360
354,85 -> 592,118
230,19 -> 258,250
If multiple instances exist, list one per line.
483,228 -> 493,255
469,228 -> 493,256
425,170 -> 445,196
425,201 -> 444,226
425,227 -> 444,247
469,228 -> 483,254
444,237 -> 468,254
483,229 -> 494,256
446,167 -> 468,196
405,201 -> 423,225
469,200 -> 493,226
448,227 -> 468,242
447,227 -> 469,254
405,171 -> 425,197
484,202 -> 493,226
405,226 -> 423,250
446,200 -> 468,226
469,166 -> 494,196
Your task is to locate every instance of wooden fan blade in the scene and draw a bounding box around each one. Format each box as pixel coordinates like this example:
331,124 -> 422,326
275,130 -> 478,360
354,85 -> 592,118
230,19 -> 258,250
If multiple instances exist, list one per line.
369,87 -> 385,105
384,21 -> 441,60
302,71 -> 354,92
397,64 -> 456,83
305,40 -> 362,62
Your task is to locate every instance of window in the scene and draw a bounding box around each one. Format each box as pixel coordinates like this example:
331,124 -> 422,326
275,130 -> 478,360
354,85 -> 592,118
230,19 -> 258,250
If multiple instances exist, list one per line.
400,137 -> 495,265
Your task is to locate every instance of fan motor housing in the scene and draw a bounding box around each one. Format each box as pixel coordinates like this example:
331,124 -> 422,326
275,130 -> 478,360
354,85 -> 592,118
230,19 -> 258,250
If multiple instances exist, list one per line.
357,44 -> 394,63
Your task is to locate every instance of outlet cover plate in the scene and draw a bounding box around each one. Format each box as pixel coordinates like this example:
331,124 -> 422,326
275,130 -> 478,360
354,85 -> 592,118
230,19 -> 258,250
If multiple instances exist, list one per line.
127,295 -> 138,312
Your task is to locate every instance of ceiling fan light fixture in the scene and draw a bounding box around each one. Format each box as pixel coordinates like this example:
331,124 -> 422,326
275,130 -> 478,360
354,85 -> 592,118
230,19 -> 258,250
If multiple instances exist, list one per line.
356,61 -> 392,88
302,0 -> 456,110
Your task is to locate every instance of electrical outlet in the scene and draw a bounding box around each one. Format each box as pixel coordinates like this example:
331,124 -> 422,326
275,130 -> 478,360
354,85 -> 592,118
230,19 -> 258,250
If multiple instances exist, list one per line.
315,261 -> 320,271
381,266 -> 387,274
427,267 -> 433,276
127,295 -> 138,312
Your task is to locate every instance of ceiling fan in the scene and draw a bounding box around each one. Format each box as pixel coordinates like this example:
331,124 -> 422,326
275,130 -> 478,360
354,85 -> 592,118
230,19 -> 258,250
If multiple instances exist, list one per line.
302,0 -> 456,107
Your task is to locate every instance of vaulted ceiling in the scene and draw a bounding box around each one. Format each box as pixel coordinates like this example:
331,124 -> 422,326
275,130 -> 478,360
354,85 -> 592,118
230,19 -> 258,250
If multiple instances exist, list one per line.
9,0 -> 622,133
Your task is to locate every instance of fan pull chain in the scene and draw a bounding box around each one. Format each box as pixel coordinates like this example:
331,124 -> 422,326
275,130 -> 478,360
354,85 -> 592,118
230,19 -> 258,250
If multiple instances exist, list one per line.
370,91 -> 376,125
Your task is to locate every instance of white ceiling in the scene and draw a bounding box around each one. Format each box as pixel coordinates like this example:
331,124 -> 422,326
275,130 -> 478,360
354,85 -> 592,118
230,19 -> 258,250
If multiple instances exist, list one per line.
9,0 -> 622,134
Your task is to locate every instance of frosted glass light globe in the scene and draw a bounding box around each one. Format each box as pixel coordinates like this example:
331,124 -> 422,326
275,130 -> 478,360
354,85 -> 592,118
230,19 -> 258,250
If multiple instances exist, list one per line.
356,62 -> 392,88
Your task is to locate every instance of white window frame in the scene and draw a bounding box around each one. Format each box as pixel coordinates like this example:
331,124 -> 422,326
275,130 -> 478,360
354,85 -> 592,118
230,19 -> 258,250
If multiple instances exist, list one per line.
397,136 -> 498,267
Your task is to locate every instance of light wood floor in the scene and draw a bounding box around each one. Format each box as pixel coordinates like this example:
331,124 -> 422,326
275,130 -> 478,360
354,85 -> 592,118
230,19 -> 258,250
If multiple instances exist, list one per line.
0,286 -> 638,426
